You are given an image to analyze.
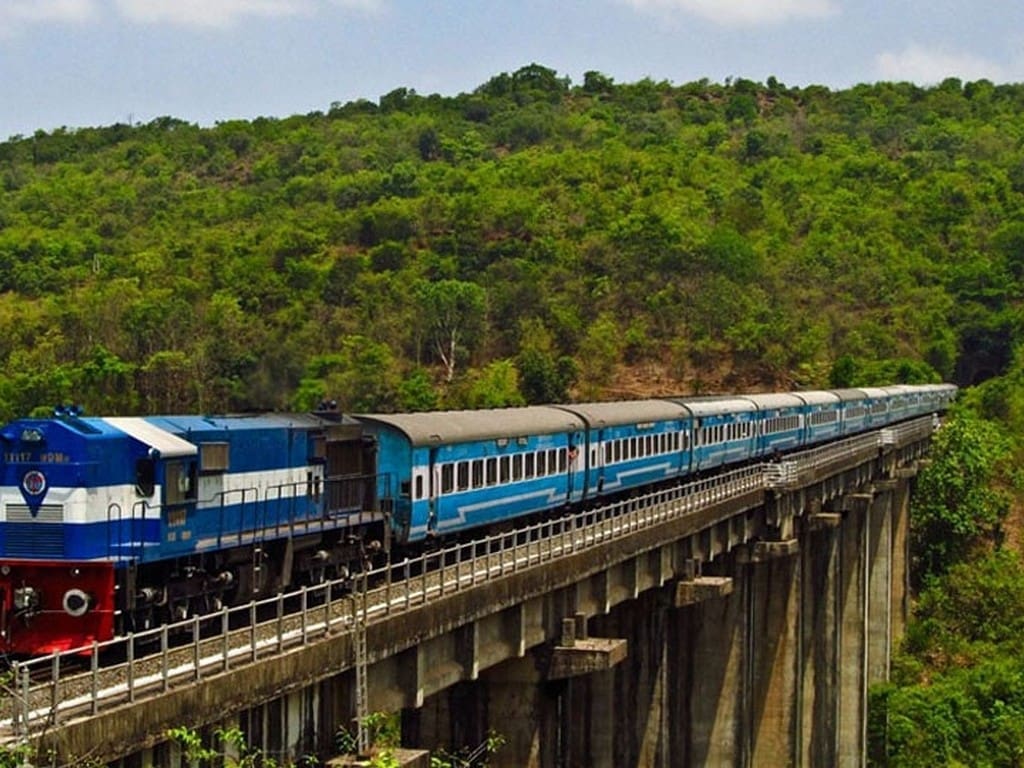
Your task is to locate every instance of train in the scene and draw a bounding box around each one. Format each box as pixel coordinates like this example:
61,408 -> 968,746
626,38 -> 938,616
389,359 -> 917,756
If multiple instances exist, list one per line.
0,383 -> 955,655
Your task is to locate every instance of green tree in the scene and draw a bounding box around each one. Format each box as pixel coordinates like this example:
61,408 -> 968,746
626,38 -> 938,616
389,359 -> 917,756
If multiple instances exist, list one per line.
396,368 -> 440,412
576,314 -> 622,400
455,359 -> 526,409
910,413 -> 1011,581
293,336 -> 401,413
414,279 -> 487,383
515,319 -> 576,404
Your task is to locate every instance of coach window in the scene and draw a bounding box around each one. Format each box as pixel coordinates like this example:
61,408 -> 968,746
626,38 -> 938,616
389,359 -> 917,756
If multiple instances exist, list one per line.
441,464 -> 454,494
548,449 -> 558,472
537,451 -> 546,477
457,462 -> 469,491
486,458 -> 497,486
512,454 -> 523,481
500,456 -> 510,483
415,476 -> 424,500
472,459 -> 484,489
525,453 -> 535,479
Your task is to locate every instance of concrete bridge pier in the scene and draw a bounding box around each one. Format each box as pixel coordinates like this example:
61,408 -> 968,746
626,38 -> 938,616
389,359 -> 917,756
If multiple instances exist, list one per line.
671,556 -> 746,767
407,614 -> 632,768
800,512 -> 841,767
743,539 -> 801,767
837,492 -> 872,767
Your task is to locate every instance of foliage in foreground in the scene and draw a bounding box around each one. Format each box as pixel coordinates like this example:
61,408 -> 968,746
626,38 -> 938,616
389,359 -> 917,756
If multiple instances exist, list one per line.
909,411 -> 1012,583
870,551 -> 1024,767
870,396 -> 1024,767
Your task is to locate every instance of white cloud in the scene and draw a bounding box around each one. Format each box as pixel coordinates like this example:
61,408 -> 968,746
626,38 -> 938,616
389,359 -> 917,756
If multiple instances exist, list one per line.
0,0 -> 95,33
621,0 -> 838,26
875,44 -> 1005,84
113,0 -> 312,27
0,0 -> 381,34
112,0 -> 382,27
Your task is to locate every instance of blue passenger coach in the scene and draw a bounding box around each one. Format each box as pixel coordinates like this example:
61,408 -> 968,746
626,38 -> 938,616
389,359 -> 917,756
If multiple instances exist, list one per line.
673,397 -> 757,472
794,391 -> 843,444
745,393 -> 806,455
556,400 -> 691,498
357,407 -> 586,543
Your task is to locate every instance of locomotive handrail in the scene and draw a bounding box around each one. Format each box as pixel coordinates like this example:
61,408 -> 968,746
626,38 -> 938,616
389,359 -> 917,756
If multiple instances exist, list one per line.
0,418 -> 938,740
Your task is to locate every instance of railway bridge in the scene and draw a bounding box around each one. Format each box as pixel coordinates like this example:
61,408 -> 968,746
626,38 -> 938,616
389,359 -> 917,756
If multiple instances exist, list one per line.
3,417 -> 936,767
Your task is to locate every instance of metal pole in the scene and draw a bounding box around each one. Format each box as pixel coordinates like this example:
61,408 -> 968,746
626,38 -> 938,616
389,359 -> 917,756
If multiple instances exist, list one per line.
354,552 -> 370,756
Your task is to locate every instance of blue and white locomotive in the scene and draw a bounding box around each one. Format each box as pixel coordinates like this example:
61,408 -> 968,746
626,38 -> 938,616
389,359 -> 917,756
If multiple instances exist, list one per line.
0,383 -> 955,654
0,409 -> 379,653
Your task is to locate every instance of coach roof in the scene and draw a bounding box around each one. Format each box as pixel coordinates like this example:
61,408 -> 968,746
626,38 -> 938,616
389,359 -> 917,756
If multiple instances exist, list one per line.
555,400 -> 690,427
357,407 -> 585,446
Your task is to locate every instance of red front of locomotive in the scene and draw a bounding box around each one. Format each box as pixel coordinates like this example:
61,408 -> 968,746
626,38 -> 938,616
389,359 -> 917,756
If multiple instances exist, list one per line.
0,560 -> 116,655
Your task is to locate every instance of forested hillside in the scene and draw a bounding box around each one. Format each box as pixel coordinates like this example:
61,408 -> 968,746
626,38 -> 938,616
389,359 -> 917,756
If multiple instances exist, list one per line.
1,65 -> 1022,421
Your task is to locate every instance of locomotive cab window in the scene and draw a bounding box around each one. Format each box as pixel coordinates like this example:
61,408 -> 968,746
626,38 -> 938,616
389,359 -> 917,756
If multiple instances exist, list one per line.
136,457 -> 156,497
165,460 -> 196,506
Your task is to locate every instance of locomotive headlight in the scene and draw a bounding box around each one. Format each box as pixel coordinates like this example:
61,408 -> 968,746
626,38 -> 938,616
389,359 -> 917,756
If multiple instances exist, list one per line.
13,586 -> 40,613
62,588 -> 92,618
0,565 -> 10,576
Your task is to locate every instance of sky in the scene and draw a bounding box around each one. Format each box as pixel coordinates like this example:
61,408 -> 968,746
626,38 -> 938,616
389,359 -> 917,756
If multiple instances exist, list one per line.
1,0 -> 1023,141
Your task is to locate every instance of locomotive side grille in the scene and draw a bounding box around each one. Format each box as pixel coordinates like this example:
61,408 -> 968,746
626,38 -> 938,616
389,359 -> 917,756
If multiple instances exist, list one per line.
5,504 -> 65,557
